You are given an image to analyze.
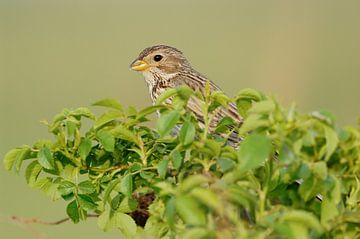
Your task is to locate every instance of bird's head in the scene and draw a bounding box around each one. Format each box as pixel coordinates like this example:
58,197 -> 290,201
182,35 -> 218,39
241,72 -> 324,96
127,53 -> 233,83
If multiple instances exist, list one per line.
130,45 -> 190,76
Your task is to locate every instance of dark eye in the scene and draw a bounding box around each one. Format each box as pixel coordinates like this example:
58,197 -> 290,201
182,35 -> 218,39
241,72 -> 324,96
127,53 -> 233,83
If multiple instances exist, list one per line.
153,55 -> 163,62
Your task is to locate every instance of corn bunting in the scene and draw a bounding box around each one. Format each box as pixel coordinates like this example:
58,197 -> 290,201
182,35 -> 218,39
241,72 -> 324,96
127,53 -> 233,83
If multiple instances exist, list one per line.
130,45 -> 242,144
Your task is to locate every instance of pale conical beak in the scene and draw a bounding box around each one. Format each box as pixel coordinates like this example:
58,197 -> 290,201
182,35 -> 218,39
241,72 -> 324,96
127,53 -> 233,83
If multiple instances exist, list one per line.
130,59 -> 149,71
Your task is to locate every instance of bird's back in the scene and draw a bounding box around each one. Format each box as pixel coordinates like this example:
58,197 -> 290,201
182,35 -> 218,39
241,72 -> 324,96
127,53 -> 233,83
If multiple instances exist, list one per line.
151,72 -> 243,145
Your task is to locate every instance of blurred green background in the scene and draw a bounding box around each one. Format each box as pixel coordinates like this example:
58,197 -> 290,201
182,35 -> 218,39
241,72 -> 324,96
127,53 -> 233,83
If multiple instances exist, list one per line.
1,0 -> 359,238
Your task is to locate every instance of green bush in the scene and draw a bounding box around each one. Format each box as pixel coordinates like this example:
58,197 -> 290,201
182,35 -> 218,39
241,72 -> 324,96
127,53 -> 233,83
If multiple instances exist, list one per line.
4,87 -> 360,238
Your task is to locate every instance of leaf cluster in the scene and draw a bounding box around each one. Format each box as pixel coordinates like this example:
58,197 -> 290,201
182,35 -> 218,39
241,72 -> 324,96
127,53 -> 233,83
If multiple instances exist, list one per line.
4,87 -> 360,239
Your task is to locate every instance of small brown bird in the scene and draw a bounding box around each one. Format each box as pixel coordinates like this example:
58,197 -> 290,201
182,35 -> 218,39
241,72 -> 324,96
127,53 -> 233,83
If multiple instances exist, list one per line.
130,45 -> 242,144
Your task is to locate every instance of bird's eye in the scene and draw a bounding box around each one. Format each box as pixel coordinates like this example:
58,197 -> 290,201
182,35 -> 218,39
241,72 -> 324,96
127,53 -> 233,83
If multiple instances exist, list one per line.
153,55 -> 163,62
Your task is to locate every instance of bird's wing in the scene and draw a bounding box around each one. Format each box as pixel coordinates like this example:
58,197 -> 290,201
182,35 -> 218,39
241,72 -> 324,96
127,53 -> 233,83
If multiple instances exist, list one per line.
170,73 -> 243,144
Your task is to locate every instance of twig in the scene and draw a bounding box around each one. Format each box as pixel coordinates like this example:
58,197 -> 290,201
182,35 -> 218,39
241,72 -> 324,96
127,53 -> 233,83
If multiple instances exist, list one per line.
10,214 -> 99,225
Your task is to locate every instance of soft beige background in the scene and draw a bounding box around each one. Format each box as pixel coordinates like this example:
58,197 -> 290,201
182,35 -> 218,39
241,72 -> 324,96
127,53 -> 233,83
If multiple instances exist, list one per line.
1,0 -> 359,238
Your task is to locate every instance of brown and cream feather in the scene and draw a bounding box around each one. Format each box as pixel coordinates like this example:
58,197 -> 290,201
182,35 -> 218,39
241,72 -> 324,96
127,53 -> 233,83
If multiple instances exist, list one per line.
130,45 -> 242,144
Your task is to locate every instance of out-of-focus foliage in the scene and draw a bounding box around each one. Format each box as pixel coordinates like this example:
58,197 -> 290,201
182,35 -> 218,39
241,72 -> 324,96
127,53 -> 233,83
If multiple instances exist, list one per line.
4,86 -> 360,239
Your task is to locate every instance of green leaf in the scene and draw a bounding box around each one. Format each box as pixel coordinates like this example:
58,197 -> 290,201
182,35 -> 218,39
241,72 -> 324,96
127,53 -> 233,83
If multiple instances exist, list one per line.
67,200 -> 80,223
157,158 -> 169,179
78,138 -> 92,160
211,91 -> 231,106
71,107 -> 95,120
156,110 -> 181,137
180,175 -> 208,193
103,178 -> 121,206
312,162 -> 328,180
120,174 -> 133,197
110,125 -> 139,145
215,116 -> 235,133
96,130 -> 115,152
4,147 -> 31,172
249,100 -> 275,114
179,121 -> 196,146
110,194 -> 122,210
33,178 -> 61,201
282,210 -> 323,234
98,209 -> 111,231
217,158 -> 236,173
58,181 -> 76,196
117,196 -> 138,213
62,164 -> 79,181
182,228 -> 214,239
288,222 -> 308,239
204,139 -> 221,156
92,98 -> 123,110
311,110 -> 336,126
176,85 -> 194,101
239,114 -> 269,134
38,146 -> 55,170
114,212 -> 137,238
66,120 -> 77,138
78,194 -> 97,210
236,99 -> 253,117
155,88 -> 177,105
171,150 -> 183,170
165,196 -> 176,226
190,188 -> 222,213
137,105 -> 166,119
299,176 -> 319,202
321,196 -> 339,227
323,125 -> 339,161
25,161 -> 42,186
78,180 -> 96,194
94,110 -> 123,129
98,210 -> 137,237
237,88 -> 263,101
237,134 -> 272,173
175,195 -> 206,225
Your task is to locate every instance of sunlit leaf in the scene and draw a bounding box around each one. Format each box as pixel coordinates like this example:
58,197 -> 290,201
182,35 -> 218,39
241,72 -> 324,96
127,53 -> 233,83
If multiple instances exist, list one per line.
71,107 -> 95,120
67,200 -> 80,223
156,110 -> 181,137
58,180 -> 76,196
111,125 -> 139,145
92,98 -> 123,110
94,111 -> 123,129
249,100 -> 275,114
282,210 -> 323,234
323,125 -> 339,161
120,174 -> 133,197
38,146 -> 55,170
180,175 -> 208,193
25,161 -> 42,186
78,138 -> 92,160
179,121 -> 196,146
117,196 -> 138,213
78,180 -> 96,194
78,194 -> 97,210
171,150 -> 183,170
4,147 -> 31,171
176,195 -> 206,225
238,134 -> 272,173
190,187 -> 223,213
96,130 -> 115,152
114,212 -> 137,238
157,158 -> 168,179
155,88 -> 177,105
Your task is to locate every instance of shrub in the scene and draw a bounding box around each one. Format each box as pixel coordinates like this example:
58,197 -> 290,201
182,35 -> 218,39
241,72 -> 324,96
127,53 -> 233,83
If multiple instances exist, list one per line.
4,87 -> 360,238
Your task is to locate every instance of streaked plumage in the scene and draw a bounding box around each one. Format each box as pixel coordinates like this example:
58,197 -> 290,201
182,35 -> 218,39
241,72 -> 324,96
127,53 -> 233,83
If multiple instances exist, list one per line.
130,45 -> 242,144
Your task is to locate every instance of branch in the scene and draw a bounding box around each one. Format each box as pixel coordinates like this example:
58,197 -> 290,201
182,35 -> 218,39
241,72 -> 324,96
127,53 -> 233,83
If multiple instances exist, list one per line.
10,214 -> 99,225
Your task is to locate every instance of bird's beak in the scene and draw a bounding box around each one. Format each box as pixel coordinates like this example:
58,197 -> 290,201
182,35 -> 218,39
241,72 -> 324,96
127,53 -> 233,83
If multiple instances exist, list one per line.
130,59 -> 149,71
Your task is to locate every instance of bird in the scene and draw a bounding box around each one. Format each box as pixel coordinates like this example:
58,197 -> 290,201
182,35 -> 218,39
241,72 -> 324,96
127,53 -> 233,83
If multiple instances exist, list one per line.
130,45 -> 242,145
129,45 -> 323,202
